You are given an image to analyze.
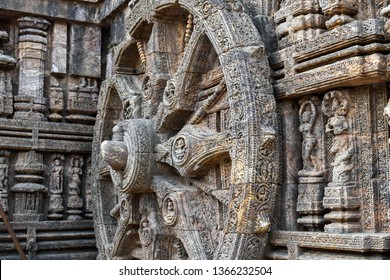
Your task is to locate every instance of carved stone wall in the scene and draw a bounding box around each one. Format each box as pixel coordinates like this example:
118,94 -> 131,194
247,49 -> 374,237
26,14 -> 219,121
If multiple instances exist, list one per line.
0,0 -> 118,259
270,0 -> 390,260
1,0 -> 390,260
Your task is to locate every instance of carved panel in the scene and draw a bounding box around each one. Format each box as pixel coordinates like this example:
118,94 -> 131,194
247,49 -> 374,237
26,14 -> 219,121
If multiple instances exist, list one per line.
0,150 -> 10,212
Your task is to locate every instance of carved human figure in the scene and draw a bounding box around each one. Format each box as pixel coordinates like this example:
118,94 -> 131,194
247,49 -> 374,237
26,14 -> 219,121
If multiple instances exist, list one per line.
325,96 -> 348,134
142,77 -> 153,100
123,96 -> 141,119
163,81 -> 175,106
164,198 -> 176,225
173,137 -> 187,162
26,194 -> 35,211
120,199 -> 129,221
69,158 -> 83,196
50,158 -> 64,192
330,136 -> 353,183
322,91 -> 352,181
299,101 -> 317,171
139,219 -> 152,246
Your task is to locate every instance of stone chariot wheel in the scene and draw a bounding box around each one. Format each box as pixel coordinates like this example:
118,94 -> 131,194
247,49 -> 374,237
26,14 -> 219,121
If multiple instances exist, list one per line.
92,0 -> 279,260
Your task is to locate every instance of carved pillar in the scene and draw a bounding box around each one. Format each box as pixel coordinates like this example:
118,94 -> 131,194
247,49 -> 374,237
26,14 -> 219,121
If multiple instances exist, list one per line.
297,96 -> 326,231
278,100 -> 300,231
67,155 -> 84,220
0,30 -> 16,118
322,90 -> 361,233
0,150 -> 11,213
11,150 -> 47,221
319,0 -> 358,30
14,17 -> 50,120
48,154 -> 65,220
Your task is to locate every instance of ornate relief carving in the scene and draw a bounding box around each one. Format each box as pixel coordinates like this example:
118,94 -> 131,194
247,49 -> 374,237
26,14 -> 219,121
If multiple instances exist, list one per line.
11,150 -> 47,221
93,0 -> 278,260
67,155 -> 84,220
48,154 -> 65,220
322,90 -> 361,233
0,0 -> 389,261
48,77 -> 64,122
162,196 -> 178,226
0,150 -> 10,213
0,28 -> 15,118
66,77 -> 99,124
274,0 -> 327,48
319,0 -> 358,30
297,96 -> 326,231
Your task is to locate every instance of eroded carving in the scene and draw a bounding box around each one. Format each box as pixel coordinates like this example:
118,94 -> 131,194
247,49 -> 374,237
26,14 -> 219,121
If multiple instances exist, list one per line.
322,90 -> 360,234
67,155 -> 84,220
0,150 -> 10,212
297,96 -> 326,231
93,0 -> 278,261
48,154 -> 65,220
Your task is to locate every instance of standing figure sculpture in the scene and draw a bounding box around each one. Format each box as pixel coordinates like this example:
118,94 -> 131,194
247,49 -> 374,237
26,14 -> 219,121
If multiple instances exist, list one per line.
48,154 -> 65,219
322,90 -> 360,233
69,157 -> 83,196
50,157 -> 64,192
297,97 -> 326,231
299,101 -> 317,172
67,156 -> 84,220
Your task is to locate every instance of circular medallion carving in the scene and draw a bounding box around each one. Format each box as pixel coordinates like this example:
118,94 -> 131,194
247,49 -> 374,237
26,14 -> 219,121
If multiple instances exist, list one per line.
172,136 -> 189,165
162,196 -> 177,226
163,80 -> 176,107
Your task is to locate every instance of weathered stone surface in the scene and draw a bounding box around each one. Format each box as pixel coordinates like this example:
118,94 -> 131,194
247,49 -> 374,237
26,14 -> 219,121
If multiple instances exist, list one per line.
51,23 -> 67,74
69,24 -> 101,78
1,0 -> 390,261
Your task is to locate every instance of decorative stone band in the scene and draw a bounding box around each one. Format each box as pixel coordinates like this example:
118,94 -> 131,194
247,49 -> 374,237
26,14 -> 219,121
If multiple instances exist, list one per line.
270,20 -> 390,98
270,231 -> 390,253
